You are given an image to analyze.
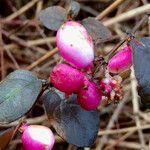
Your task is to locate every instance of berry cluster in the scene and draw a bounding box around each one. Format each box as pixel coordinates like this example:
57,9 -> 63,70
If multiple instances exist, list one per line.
50,21 -> 132,110
19,20 -> 132,150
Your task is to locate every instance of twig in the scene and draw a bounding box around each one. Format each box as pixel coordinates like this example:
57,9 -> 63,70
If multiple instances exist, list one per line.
96,91 -> 130,150
35,24 -> 53,50
80,4 -> 99,16
4,44 -> 20,69
107,139 -> 149,150
138,112 -> 150,123
0,19 -> 39,26
104,130 -> 135,150
131,67 -> 147,150
98,123 -> 150,136
5,0 -> 41,21
26,47 -> 58,70
35,0 -> 43,18
103,4 -> 150,26
1,30 -> 47,54
0,115 -> 47,128
96,0 -> 124,20
27,37 -> 56,46
4,37 -> 56,51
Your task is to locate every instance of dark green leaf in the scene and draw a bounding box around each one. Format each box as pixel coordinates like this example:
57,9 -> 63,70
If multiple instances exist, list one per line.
43,90 -> 100,147
39,6 -> 67,31
0,127 -> 15,150
131,37 -> 150,108
0,70 -> 42,123
81,17 -> 112,43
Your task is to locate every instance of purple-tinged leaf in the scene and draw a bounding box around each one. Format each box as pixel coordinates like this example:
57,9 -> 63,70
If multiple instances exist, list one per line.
43,90 -> 100,147
0,70 -> 42,124
131,37 -> 150,108
81,17 -> 112,43
39,6 -> 67,31
69,1 -> 80,18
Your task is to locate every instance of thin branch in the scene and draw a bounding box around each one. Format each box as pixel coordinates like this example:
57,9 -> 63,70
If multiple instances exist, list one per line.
5,48 -> 20,69
0,115 -> 47,128
104,130 -> 135,150
5,0 -> 41,21
4,37 -> 56,50
96,0 -> 124,20
1,30 -> 47,54
26,47 -> 58,70
108,139 -> 149,150
35,0 -> 43,18
103,4 -> 150,26
131,67 -> 147,150
96,91 -> 130,150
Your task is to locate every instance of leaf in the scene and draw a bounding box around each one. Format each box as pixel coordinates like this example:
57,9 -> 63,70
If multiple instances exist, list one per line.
0,127 -> 15,150
39,6 -> 67,31
43,90 -> 100,147
69,1 -> 80,18
81,17 -> 112,43
130,37 -> 150,108
0,70 -> 42,123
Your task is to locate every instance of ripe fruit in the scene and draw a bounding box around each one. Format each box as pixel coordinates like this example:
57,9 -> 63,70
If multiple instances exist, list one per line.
56,21 -> 94,69
107,46 -> 132,73
50,64 -> 84,94
77,78 -> 102,110
21,125 -> 55,150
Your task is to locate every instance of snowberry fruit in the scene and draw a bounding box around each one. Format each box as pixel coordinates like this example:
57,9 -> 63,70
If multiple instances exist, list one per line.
107,45 -> 132,73
21,125 -> 55,150
77,78 -> 102,110
50,63 -> 84,94
56,21 -> 94,69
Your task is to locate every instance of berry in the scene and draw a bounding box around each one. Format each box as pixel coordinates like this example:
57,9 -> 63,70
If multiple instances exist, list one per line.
99,77 -> 123,104
100,78 -> 117,95
56,21 -> 94,69
50,64 -> 84,94
107,45 -> 132,73
77,78 -> 102,110
21,125 -> 55,150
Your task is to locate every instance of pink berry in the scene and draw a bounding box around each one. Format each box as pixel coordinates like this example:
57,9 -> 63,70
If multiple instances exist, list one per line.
50,64 -> 84,94
56,21 -> 94,69
77,78 -> 102,110
107,46 -> 132,73
21,125 -> 55,150
100,78 -> 117,94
